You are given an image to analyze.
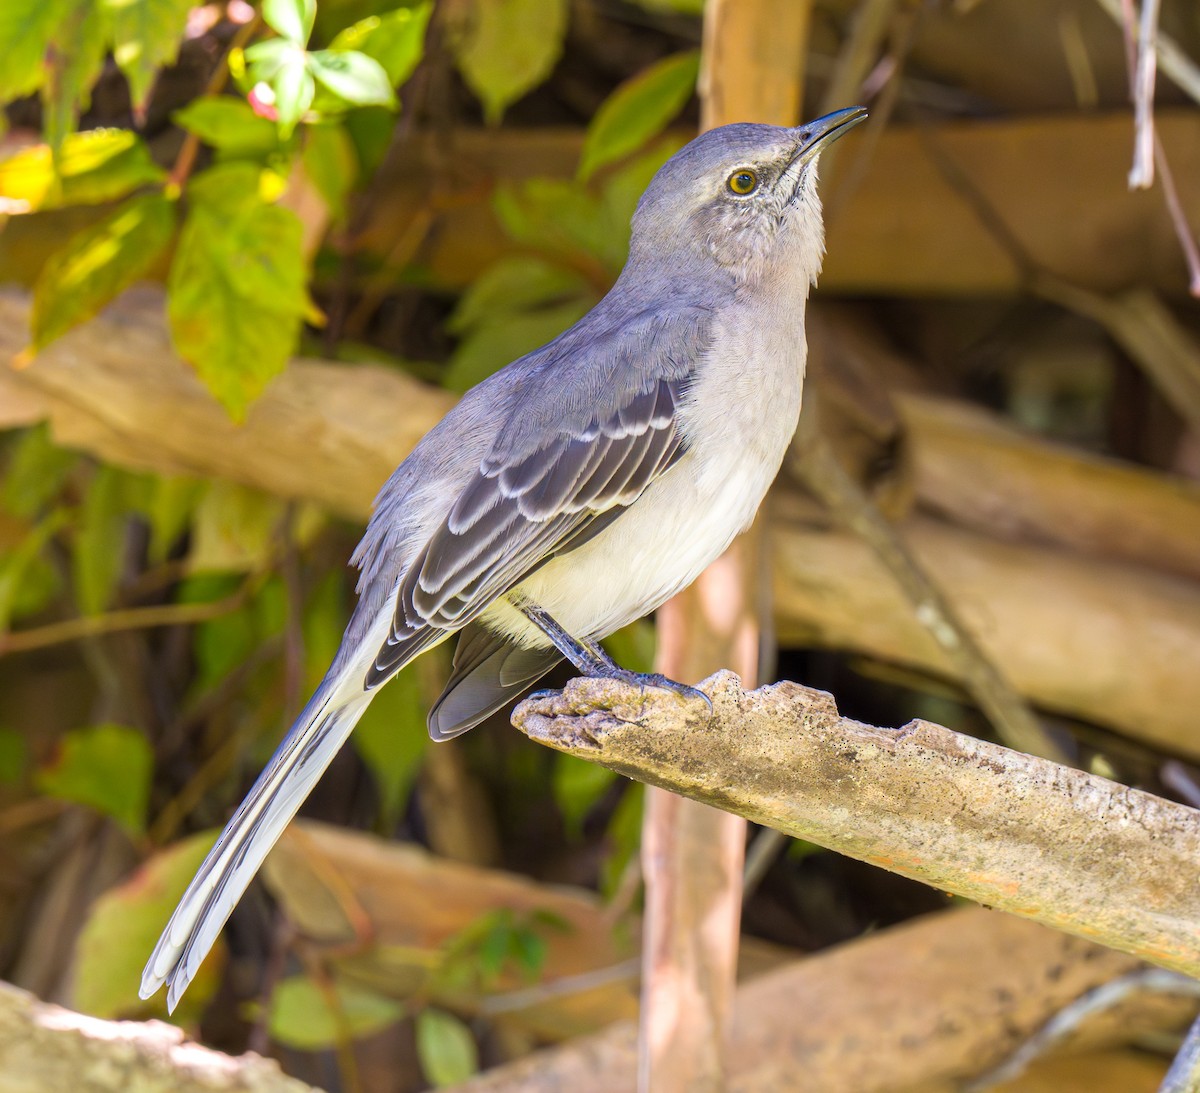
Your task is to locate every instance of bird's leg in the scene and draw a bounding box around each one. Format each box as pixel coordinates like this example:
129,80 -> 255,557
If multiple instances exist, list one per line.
516,600 -> 712,711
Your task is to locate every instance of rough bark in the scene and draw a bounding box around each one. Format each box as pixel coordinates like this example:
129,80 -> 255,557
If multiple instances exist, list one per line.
513,671 -> 1200,978
448,906 -> 1195,1093
0,981 -> 317,1093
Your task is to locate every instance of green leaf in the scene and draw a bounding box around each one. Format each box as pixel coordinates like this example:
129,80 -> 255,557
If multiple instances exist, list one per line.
0,128 -> 165,213
276,52 -> 317,137
0,0 -> 72,103
578,50 -> 699,181
187,479 -> 288,574
308,50 -> 396,108
172,96 -> 281,157
0,728 -> 28,784
99,0 -> 194,111
74,831 -> 222,1019
553,754 -> 618,837
448,256 -> 590,334
145,475 -> 204,565
443,298 -> 590,393
263,0 -> 315,45
73,465 -> 130,615
330,3 -> 432,87
450,0 -> 568,124
301,123 -> 358,222
600,782 -> 643,898
353,662 -> 427,829
167,163 -> 311,418
268,975 -> 403,1050
416,1008 -> 479,1087
492,178 -> 622,272
41,0 -> 108,152
0,511 -> 66,629
31,191 -> 176,351
1,424 -> 77,519
36,723 -> 153,834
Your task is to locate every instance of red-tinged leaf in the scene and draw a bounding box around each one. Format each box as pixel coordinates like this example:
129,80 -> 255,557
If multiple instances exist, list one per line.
36,723 -> 153,834
74,832 -> 223,1021
0,129 -> 165,213
167,163 -> 311,418
578,50 -> 699,181
31,191 -> 176,350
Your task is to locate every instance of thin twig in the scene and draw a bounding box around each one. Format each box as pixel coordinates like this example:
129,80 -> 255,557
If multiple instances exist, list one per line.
0,579 -> 259,657
167,15 -> 262,191
789,409 -> 1070,764
1095,0 -> 1200,106
1128,0 -> 1160,188
966,968 -> 1200,1092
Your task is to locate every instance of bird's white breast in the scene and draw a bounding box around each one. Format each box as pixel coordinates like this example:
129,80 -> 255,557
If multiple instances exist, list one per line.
490,294 -> 808,647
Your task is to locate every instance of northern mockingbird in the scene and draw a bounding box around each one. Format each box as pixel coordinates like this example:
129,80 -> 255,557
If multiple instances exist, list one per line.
141,106 -> 867,1011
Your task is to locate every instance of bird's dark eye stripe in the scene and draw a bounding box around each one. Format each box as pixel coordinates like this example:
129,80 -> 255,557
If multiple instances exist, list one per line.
727,169 -> 758,195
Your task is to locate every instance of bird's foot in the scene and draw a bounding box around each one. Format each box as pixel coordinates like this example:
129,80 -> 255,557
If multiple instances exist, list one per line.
594,667 -> 714,714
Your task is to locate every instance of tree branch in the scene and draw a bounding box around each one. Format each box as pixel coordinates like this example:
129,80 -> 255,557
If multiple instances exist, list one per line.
513,671 -> 1200,979
0,981 -> 317,1093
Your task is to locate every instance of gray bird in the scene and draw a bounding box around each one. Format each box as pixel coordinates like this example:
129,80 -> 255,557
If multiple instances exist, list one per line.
141,106 -> 867,1011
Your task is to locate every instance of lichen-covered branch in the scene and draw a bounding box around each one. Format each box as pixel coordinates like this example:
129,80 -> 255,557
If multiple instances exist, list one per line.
0,981 -> 317,1093
513,671 -> 1200,978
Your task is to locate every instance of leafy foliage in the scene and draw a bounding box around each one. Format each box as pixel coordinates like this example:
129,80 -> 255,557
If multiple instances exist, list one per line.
578,50 -> 699,181
416,1008 -> 479,1087
167,163 -> 313,418
0,4 -> 716,1081
74,832 -> 222,1020
36,723 -> 153,834
449,0 -> 569,124
268,975 -> 404,1050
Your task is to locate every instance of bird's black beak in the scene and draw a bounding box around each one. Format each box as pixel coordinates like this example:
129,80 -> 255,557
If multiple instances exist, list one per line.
788,106 -> 868,169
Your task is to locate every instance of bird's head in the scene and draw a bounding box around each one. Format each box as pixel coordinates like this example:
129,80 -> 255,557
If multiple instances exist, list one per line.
629,107 -> 867,288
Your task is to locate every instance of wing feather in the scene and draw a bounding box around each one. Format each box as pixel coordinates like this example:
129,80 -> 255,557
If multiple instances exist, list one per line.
367,373 -> 690,684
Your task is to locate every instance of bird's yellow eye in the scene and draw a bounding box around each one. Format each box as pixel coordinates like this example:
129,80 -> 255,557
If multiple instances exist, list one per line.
727,169 -> 759,195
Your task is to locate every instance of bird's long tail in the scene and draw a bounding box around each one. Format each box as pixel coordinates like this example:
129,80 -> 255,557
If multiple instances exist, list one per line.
140,662 -> 373,1012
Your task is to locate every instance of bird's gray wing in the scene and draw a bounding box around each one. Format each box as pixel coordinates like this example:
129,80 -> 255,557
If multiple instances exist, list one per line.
368,304 -> 711,684
427,622 -> 561,740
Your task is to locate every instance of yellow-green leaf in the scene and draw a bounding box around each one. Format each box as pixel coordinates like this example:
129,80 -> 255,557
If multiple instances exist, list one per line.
74,832 -> 223,1020
0,129 -> 165,213
173,95 -> 281,158
578,50 -> 699,181
308,49 -> 396,108
263,0 -> 315,46
330,3 -> 432,87
36,723 -> 153,835
416,1008 -> 479,1087
450,0 -> 568,124
41,0 -> 108,152
0,0 -> 73,103
100,0 -> 195,110
167,163 -> 311,418
31,191 -> 176,350
268,975 -> 403,1050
